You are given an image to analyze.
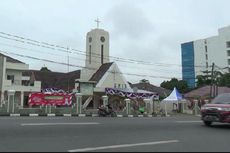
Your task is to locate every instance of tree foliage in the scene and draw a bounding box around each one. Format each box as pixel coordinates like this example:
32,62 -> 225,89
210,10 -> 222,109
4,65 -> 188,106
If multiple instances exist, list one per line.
218,73 -> 230,87
160,78 -> 189,93
40,66 -> 51,72
196,75 -> 211,87
196,71 -> 230,88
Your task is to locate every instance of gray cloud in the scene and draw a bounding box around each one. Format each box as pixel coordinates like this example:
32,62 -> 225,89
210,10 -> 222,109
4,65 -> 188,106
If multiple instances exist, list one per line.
105,2 -> 154,39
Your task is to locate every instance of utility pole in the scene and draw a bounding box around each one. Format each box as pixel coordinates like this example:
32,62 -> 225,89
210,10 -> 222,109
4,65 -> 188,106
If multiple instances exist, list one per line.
210,63 -> 215,98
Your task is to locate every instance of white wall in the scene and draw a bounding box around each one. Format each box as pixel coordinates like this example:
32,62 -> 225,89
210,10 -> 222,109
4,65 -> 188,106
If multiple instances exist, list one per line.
0,56 -> 5,91
85,28 -> 110,70
96,63 -> 131,90
80,28 -> 110,81
5,69 -> 23,85
193,26 -> 230,79
194,39 -> 207,76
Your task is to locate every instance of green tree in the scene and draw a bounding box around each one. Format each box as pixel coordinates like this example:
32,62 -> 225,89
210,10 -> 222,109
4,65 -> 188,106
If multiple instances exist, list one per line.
160,78 -> 189,93
196,71 -> 224,87
139,79 -> 150,83
219,73 -> 230,87
40,66 -> 51,72
196,75 -> 211,87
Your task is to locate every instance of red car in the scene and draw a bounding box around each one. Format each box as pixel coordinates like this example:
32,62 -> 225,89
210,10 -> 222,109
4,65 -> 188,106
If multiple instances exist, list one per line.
201,93 -> 230,126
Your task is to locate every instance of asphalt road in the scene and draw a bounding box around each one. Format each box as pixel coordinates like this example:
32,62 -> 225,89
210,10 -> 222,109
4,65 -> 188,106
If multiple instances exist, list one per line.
0,115 -> 229,152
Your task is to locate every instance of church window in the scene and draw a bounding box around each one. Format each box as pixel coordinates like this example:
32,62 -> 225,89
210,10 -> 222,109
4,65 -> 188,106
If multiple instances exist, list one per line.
124,84 -> 127,88
89,37 -> 92,43
101,45 -> 104,64
114,83 -> 117,88
227,41 -> 230,48
118,84 -> 121,88
227,50 -> 230,56
89,45 -> 92,64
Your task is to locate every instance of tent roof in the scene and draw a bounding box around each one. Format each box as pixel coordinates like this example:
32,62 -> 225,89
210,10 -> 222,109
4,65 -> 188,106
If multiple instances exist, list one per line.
162,87 -> 183,102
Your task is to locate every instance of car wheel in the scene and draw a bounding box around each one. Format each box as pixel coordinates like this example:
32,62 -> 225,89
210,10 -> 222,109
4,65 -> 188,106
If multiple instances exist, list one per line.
204,121 -> 212,126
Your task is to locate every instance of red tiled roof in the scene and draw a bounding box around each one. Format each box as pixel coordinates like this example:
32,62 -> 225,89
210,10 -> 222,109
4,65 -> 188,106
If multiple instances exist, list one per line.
130,82 -> 171,97
23,70 -> 81,92
184,85 -> 230,98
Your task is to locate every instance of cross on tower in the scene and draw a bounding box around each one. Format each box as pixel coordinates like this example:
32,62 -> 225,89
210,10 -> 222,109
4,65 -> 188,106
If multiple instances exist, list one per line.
95,18 -> 101,29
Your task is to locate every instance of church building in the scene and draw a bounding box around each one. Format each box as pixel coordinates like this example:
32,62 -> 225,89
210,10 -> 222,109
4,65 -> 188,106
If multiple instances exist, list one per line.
77,23 -> 133,110
19,21 -> 157,110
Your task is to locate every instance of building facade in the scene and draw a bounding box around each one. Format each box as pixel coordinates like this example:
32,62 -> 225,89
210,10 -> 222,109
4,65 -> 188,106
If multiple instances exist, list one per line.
0,54 -> 41,107
182,25 -> 230,88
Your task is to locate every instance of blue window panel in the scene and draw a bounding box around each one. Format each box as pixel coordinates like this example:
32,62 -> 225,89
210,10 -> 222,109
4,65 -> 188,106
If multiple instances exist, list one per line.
181,42 -> 195,88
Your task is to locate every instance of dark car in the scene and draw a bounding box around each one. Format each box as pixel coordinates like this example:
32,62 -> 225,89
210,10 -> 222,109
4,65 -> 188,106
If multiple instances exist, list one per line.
201,93 -> 230,126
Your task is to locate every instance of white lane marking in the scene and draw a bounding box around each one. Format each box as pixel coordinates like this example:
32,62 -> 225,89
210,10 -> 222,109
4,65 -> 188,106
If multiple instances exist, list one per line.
176,121 -> 202,123
68,140 -> 179,152
21,122 -> 100,126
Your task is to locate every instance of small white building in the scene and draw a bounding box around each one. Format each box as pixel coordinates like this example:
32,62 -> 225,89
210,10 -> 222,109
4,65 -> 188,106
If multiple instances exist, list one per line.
0,54 -> 41,107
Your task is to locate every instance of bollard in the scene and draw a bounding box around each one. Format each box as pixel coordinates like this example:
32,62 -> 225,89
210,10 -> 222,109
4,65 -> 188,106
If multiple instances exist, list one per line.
7,90 -> 15,113
45,105 -> 48,114
193,100 -> 199,115
180,101 -> 185,113
102,95 -> 108,106
144,99 -> 151,114
49,105 -> 52,114
76,93 -> 82,114
125,99 -> 131,115
102,95 -> 108,111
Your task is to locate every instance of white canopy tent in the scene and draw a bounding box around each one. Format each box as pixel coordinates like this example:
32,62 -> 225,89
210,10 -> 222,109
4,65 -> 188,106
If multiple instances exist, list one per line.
161,87 -> 183,116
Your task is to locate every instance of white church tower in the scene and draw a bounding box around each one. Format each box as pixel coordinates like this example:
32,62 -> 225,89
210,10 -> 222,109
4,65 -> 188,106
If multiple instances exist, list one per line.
80,19 -> 110,81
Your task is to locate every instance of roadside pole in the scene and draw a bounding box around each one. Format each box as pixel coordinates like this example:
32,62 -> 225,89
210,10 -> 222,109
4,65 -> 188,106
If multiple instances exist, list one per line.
125,98 -> 131,115
7,90 -> 15,113
76,93 -> 82,114
102,95 -> 108,112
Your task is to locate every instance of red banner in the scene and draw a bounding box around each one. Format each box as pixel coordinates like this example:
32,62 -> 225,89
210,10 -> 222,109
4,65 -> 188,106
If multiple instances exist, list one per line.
28,92 -> 73,106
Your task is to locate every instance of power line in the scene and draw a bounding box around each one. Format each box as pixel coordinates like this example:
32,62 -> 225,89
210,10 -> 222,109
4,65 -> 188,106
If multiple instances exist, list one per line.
0,31 -> 208,68
0,49 -> 187,80
0,41 -> 182,75
0,41 -> 191,75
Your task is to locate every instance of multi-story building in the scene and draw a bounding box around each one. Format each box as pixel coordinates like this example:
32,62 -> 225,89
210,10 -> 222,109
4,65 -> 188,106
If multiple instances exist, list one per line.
181,25 -> 230,88
0,53 -> 41,107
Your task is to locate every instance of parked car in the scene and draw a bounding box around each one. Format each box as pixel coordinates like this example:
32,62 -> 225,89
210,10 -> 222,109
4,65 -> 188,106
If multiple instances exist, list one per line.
201,93 -> 230,126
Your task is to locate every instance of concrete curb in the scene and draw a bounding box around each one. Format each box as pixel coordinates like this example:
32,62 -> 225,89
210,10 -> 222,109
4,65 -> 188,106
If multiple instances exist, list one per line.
29,114 -> 39,117
10,114 -> 20,117
63,114 -> 72,117
0,113 -> 197,117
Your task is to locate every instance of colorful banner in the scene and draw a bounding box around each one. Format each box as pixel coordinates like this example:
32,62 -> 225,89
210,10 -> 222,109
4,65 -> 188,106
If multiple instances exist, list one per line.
28,92 -> 73,106
105,88 -> 159,100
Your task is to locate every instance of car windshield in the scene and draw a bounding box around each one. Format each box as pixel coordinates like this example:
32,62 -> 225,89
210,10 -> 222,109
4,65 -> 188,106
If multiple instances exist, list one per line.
211,93 -> 230,104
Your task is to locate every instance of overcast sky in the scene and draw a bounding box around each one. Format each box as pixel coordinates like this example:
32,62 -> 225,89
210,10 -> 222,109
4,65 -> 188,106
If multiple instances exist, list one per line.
0,0 -> 230,86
